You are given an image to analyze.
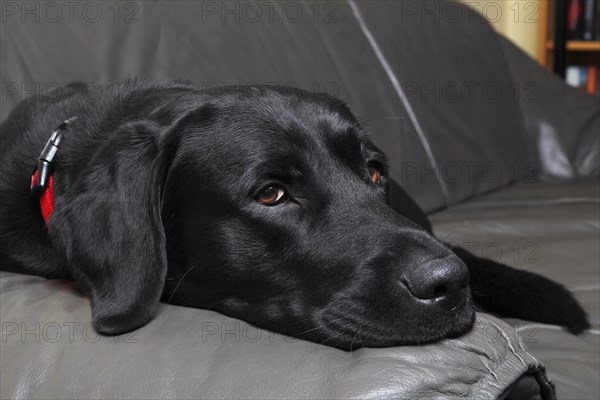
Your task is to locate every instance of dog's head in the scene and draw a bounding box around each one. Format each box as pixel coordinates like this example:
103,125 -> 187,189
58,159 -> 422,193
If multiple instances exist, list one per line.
54,85 -> 474,350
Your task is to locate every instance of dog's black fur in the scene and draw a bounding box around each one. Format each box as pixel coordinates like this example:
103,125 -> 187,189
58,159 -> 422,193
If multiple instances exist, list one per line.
0,81 -> 589,350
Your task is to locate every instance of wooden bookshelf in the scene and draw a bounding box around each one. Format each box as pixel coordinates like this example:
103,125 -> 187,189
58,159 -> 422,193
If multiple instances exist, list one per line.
545,41 -> 600,51
538,1 -> 600,72
538,0 -> 552,69
567,41 -> 600,51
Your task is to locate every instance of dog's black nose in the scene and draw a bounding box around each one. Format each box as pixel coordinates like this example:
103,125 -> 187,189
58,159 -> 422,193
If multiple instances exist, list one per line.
402,255 -> 469,308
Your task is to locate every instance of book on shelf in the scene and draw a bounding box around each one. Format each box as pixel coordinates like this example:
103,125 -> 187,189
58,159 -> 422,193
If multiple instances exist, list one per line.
566,65 -> 600,96
567,0 -> 600,41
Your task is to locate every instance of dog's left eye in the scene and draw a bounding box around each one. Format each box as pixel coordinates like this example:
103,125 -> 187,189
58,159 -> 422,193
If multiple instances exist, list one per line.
368,164 -> 383,185
257,185 -> 287,206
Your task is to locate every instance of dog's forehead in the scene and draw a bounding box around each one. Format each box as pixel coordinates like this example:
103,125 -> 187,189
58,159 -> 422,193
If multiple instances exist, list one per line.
217,88 -> 363,146
177,87 -> 373,178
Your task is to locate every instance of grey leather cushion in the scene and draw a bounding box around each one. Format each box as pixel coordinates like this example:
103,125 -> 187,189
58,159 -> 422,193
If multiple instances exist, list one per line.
0,270 -> 552,399
430,179 -> 600,399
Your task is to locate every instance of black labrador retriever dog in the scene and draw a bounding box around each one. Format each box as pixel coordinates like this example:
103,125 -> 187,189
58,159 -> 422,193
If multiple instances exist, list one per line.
0,81 -> 589,350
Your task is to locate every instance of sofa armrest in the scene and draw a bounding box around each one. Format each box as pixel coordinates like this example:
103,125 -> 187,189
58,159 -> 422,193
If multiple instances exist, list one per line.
1,271 -> 556,399
499,37 -> 600,178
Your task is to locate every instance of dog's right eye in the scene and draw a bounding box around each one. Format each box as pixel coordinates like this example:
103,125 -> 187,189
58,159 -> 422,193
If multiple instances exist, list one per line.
257,185 -> 287,206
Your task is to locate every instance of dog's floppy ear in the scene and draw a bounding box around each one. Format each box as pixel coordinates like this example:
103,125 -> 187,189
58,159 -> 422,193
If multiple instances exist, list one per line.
51,120 -> 176,335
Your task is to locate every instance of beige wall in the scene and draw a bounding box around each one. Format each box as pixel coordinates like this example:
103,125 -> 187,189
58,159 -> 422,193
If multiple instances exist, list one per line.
461,0 -> 541,59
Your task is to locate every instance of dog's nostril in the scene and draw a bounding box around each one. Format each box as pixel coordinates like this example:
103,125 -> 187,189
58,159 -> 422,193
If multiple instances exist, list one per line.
402,255 -> 469,302
432,285 -> 447,297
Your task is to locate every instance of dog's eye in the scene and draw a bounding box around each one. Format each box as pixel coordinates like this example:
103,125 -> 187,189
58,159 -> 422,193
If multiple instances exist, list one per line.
258,185 -> 287,206
368,165 -> 383,185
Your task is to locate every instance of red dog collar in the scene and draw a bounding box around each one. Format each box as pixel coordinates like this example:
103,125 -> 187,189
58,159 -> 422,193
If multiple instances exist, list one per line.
30,117 -> 77,225
31,172 -> 54,223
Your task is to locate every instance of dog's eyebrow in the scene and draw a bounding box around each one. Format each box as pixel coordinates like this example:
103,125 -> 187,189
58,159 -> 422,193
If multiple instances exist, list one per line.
253,164 -> 304,181
242,152 -> 308,187
323,126 -> 361,157
322,125 -> 389,173
361,138 -> 389,169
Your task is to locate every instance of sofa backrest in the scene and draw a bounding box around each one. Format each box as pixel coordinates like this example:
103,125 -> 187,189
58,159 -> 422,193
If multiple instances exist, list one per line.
2,0 -> 578,211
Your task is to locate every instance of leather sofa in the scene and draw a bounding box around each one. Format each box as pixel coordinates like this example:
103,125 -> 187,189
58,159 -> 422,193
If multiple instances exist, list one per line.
1,1 -> 598,398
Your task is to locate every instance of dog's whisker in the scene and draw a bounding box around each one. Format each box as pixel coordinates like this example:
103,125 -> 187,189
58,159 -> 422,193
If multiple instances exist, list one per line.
292,316 -> 347,337
357,307 -> 365,349
349,308 -> 365,351
166,265 -> 196,304
318,317 -> 361,347
318,330 -> 347,347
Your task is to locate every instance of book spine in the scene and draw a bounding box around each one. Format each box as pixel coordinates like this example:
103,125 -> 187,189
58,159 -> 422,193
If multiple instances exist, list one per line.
586,66 -> 597,95
567,0 -> 583,40
581,67 -> 589,89
566,66 -> 581,87
582,0 -> 595,40
595,0 -> 600,40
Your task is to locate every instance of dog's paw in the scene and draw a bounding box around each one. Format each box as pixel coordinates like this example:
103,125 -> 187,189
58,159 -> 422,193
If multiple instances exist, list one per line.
470,264 -> 591,334
453,245 -> 591,334
549,286 -> 590,334
531,279 -> 590,334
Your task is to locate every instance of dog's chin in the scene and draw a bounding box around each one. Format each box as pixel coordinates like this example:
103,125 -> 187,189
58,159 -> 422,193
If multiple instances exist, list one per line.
297,302 -> 476,351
